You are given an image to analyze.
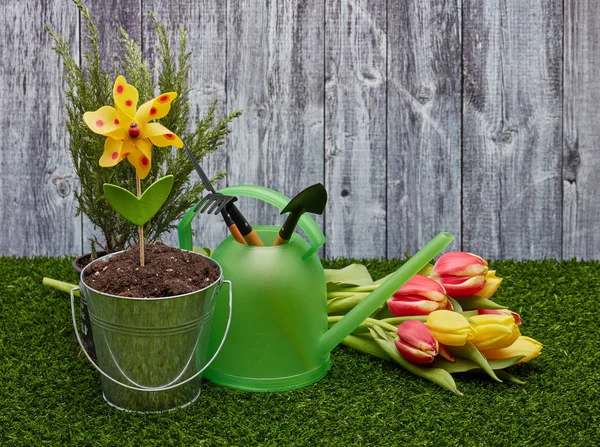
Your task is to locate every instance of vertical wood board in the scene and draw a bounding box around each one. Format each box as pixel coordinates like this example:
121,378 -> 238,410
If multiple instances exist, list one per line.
387,0 -> 462,258
226,0 -> 325,238
0,0 -> 81,256
325,0 -> 388,259
462,0 -> 563,260
563,0 -> 600,260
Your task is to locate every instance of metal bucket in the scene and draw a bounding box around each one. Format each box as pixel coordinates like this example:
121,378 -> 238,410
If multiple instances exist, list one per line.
70,251 -> 232,413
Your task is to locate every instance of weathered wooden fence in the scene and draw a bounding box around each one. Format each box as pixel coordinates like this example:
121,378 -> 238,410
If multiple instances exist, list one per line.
1,0 -> 598,260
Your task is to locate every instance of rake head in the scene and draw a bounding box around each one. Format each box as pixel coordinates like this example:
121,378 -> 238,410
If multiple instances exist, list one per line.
194,193 -> 238,215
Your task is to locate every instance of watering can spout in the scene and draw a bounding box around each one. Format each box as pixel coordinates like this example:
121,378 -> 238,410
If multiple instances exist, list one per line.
318,232 -> 454,357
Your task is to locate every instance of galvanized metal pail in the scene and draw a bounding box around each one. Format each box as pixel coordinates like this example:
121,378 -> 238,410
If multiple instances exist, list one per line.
70,251 -> 232,413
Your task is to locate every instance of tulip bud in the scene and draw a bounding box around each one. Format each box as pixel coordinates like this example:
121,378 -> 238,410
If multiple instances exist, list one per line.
395,320 -> 439,364
481,336 -> 543,364
469,314 -> 520,351
431,252 -> 488,298
388,274 -> 448,316
476,308 -> 522,325
474,270 -> 503,298
438,343 -> 455,362
425,310 -> 474,346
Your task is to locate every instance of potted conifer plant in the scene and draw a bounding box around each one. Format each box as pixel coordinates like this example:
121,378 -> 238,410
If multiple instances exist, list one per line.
46,0 -> 240,360
46,0 -> 241,269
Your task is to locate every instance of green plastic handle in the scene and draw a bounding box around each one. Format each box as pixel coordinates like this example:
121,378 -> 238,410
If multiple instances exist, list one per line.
178,184 -> 326,259
319,231 -> 454,356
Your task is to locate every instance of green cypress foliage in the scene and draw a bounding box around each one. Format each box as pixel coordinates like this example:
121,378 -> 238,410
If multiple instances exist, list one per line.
46,0 -> 241,254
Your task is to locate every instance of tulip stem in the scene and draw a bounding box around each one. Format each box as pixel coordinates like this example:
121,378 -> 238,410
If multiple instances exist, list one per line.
328,316 -> 398,334
341,335 -> 389,360
331,285 -> 379,293
381,316 -> 428,324
327,291 -> 365,298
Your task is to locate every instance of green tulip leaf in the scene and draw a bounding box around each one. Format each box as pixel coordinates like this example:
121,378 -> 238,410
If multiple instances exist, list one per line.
456,297 -> 507,311
103,175 -> 174,226
369,325 -> 463,396
373,271 -> 395,285
487,356 -> 526,370
325,263 -> 374,288
493,370 -> 526,385
446,341 -> 502,382
342,334 -> 390,361
447,296 -> 463,312
431,355 -> 525,373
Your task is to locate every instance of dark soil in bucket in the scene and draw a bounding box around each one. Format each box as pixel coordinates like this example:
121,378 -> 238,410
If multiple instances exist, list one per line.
83,243 -> 220,298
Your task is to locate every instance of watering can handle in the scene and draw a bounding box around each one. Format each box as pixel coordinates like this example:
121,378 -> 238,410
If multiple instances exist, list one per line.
178,184 -> 326,259
69,280 -> 233,393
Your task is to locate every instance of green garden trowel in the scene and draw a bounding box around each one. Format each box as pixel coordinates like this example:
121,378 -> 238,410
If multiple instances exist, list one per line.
273,183 -> 328,246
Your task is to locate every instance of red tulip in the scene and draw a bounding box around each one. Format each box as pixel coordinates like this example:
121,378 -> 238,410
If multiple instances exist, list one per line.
476,308 -> 522,325
388,274 -> 449,316
395,320 -> 439,364
431,252 -> 488,298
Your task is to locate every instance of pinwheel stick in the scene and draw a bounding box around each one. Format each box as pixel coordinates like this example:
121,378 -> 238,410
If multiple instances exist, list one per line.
136,175 -> 145,267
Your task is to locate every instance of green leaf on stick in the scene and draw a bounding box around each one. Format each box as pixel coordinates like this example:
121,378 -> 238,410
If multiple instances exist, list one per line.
103,175 -> 174,226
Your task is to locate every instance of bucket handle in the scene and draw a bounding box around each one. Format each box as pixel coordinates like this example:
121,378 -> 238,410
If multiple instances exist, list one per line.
69,280 -> 233,392
178,184 -> 326,260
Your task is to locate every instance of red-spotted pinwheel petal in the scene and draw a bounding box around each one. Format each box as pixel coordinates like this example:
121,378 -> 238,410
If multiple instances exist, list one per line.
118,139 -> 135,162
99,138 -> 124,167
113,75 -> 139,119
135,92 -> 178,126
83,106 -> 122,136
134,137 -> 152,159
143,123 -> 183,148
127,147 -> 152,179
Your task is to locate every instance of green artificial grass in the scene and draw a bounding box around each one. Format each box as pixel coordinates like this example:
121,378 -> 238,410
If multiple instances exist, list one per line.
1,256 -> 599,446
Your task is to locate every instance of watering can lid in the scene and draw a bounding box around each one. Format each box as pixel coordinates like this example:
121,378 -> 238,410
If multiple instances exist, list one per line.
218,184 -> 326,259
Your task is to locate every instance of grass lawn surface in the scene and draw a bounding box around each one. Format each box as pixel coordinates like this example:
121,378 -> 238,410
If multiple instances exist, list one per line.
0,256 -> 598,446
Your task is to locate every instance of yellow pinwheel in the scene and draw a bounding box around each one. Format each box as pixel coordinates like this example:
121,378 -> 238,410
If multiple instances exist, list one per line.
83,75 -> 183,179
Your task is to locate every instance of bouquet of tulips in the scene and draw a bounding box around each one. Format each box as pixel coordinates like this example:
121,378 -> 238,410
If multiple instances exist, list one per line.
326,252 -> 542,395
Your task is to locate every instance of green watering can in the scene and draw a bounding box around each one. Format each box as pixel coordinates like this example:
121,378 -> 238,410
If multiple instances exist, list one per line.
178,184 -> 453,392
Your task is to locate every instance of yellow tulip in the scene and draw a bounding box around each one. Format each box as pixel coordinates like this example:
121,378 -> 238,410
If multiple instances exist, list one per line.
469,314 -> 520,351
425,310 -> 474,346
474,270 -> 503,298
83,75 -> 183,179
482,336 -> 543,364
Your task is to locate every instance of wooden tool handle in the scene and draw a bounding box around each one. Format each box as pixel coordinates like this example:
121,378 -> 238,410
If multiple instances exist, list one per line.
273,234 -> 288,246
228,224 -> 247,245
244,230 -> 264,246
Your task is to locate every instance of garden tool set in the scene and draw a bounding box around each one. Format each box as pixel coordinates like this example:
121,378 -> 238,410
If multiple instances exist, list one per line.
184,145 -> 327,248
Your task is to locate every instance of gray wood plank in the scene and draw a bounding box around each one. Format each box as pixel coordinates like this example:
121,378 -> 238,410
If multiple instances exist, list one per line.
462,0 -> 563,260
387,0 -> 462,258
142,0 -> 228,251
226,0 -> 325,244
563,0 -> 600,260
81,0 -> 142,254
0,0 -> 81,256
325,0 -> 387,259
